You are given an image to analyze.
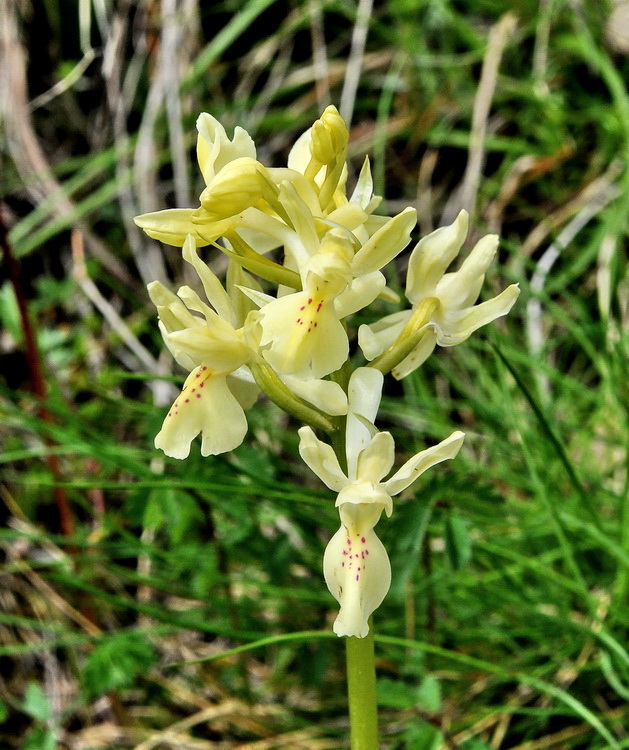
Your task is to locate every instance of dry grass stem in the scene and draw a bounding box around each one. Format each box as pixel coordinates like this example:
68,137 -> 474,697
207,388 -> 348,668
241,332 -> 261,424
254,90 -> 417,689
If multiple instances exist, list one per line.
443,12 -> 518,224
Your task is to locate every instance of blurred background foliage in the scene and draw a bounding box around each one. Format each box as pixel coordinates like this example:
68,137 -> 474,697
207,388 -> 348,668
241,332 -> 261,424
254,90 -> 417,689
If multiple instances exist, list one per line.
1,0 -> 628,747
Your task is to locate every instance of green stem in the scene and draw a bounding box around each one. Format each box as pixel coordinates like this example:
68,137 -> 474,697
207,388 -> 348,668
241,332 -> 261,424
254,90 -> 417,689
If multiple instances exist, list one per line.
250,361 -> 336,434
345,621 -> 379,750
369,297 -> 439,376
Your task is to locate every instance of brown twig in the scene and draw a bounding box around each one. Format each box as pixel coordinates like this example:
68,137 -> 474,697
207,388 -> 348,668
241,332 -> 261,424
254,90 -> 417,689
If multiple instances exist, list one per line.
0,207 -> 75,537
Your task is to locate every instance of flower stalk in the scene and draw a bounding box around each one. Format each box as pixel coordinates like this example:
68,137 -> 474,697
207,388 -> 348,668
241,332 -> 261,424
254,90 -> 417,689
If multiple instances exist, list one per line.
250,361 -> 338,434
346,624 -> 379,750
368,296 -> 440,376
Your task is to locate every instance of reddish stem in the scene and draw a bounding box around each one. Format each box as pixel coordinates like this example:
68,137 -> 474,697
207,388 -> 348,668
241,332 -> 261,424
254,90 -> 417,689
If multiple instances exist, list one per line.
0,206 -> 75,537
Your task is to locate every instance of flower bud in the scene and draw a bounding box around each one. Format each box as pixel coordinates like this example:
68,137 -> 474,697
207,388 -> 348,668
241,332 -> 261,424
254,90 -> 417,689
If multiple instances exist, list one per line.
309,106 -> 348,165
199,157 -> 276,220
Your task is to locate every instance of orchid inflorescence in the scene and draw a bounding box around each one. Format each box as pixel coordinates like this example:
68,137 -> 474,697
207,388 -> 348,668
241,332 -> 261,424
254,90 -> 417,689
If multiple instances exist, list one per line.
136,106 -> 519,638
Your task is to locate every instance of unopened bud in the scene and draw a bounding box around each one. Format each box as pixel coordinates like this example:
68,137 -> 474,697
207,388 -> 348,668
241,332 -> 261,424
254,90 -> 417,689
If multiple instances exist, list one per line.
199,157 -> 276,220
309,106 -> 348,165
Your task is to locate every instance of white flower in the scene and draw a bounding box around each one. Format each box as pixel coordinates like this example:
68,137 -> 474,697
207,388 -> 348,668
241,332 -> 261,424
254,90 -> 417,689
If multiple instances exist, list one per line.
359,210 -> 520,378
298,368 -> 465,637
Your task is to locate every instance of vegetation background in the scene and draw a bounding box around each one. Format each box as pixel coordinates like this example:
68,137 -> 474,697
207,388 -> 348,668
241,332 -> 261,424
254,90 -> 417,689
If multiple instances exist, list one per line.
1,0 -> 628,747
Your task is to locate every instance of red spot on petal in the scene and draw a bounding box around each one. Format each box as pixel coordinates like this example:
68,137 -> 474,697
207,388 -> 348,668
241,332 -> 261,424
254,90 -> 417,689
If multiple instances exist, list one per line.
361,537 -> 366,543
200,382 -> 204,388
316,301 -> 323,312
356,574 -> 359,581
196,394 -> 201,398
185,399 -> 190,403
308,298 -> 313,304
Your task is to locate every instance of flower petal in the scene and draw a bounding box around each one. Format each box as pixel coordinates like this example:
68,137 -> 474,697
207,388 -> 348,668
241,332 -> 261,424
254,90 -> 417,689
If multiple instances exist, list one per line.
298,426 -> 347,491
135,209 -> 207,247
181,235 -> 233,322
435,284 -> 521,346
405,210 -> 468,304
277,182 -> 320,269
147,281 -> 199,333
349,156 -> 375,211
287,128 -> 313,174
345,368 -> 384,478
283,375 -> 348,416
196,113 -> 256,186
335,481 -> 393,514
357,310 -> 410,361
324,502 -> 391,638
391,327 -> 438,379
334,272 -> 386,318
155,366 -> 248,458
384,430 -> 465,495
351,207 -> 417,275
258,289 -> 348,379
356,431 -> 396,484
436,233 -> 498,309
165,325 -> 248,373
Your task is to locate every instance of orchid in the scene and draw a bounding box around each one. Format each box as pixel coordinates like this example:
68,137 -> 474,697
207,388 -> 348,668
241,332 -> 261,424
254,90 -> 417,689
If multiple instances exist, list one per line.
298,368 -> 465,637
149,235 -> 255,458
136,105 -> 522,749
240,190 -> 417,379
359,210 -> 520,378
134,113 -> 267,247
136,108 -> 520,635
287,106 -> 389,243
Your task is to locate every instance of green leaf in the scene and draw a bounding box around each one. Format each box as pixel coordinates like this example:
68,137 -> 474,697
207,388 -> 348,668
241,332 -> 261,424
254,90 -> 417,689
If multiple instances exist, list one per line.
416,674 -> 441,713
81,631 -> 156,699
143,488 -> 204,545
460,740 -> 493,750
401,719 -> 442,749
22,683 -> 50,723
444,512 -> 472,570
23,726 -> 56,750
377,677 -> 416,709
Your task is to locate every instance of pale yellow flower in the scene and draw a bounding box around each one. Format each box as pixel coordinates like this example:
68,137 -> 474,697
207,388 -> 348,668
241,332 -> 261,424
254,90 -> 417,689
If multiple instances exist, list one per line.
134,113 -> 261,246
299,368 -> 465,637
149,236 -> 255,458
359,210 -> 520,378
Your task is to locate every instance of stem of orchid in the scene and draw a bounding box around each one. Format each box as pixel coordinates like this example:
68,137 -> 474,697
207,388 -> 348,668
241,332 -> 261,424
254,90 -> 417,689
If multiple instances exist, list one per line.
250,361 -> 337,434
345,622 -> 379,749
216,235 -> 302,290
368,297 -> 439,375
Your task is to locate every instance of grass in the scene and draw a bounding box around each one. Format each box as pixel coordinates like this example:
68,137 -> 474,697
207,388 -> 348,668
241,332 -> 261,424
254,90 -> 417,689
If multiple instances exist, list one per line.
1,0 -> 628,747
